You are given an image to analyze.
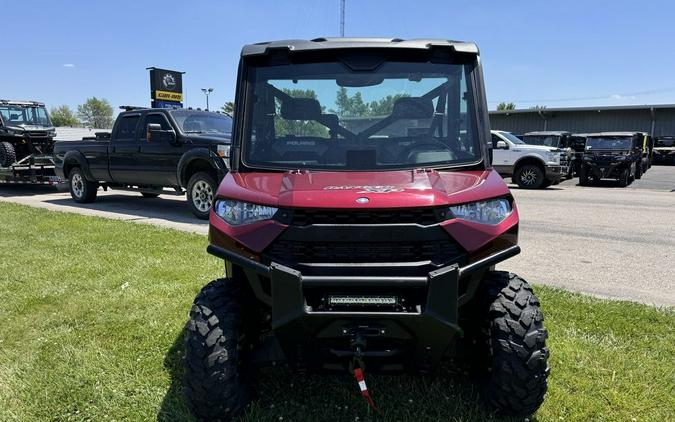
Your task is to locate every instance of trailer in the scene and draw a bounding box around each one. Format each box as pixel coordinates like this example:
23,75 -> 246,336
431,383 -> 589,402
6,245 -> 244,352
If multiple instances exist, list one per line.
0,99 -> 62,186
0,154 -> 62,185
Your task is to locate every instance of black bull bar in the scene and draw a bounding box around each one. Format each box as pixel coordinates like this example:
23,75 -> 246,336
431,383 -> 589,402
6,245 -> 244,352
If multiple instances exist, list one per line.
207,244 -> 520,371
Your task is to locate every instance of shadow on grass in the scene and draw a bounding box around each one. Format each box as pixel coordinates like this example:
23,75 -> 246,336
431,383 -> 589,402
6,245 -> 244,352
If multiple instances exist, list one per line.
158,329 -> 532,422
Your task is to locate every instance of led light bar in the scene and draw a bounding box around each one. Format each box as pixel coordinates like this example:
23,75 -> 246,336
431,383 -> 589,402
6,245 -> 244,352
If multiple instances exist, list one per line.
328,295 -> 398,306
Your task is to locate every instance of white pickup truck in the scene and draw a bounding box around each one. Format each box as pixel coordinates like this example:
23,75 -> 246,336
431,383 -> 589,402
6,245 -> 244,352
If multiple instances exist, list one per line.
490,130 -> 563,189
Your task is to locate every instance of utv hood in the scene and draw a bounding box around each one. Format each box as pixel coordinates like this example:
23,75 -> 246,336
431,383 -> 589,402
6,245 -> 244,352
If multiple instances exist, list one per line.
218,168 -> 510,209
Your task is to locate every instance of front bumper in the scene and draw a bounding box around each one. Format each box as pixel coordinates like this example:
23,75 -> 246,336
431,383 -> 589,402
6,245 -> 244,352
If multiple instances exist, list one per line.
207,243 -> 520,372
583,161 -> 625,179
544,165 -> 562,183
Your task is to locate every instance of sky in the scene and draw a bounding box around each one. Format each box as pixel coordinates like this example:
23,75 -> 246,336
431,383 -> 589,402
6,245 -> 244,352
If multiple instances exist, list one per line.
3,0 -> 675,114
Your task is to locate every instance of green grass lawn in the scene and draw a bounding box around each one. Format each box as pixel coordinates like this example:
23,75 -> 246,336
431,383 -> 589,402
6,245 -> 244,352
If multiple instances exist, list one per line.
0,202 -> 673,421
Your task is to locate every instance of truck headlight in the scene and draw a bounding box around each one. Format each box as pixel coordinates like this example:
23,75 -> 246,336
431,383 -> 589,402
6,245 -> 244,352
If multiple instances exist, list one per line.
547,152 -> 560,163
449,198 -> 512,225
213,199 -> 278,226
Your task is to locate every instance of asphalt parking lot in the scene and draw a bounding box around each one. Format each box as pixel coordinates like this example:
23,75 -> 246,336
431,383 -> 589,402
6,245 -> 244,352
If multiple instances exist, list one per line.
1,166 -> 673,306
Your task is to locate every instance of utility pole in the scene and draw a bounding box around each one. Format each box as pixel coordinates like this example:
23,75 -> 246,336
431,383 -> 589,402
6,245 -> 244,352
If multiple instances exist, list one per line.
340,0 -> 345,37
201,88 -> 214,111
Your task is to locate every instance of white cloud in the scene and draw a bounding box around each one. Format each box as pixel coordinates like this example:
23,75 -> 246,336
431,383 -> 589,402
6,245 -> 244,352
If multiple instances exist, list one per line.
609,94 -> 636,100
62,63 -> 75,68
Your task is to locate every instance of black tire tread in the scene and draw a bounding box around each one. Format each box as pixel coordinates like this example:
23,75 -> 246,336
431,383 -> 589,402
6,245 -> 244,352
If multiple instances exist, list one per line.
184,279 -> 247,421
0,141 -> 17,166
513,164 -> 544,189
187,171 -> 217,220
69,167 -> 98,203
479,271 -> 549,416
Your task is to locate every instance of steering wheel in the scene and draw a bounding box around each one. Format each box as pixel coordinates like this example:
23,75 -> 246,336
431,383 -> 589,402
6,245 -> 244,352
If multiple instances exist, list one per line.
400,141 -> 453,163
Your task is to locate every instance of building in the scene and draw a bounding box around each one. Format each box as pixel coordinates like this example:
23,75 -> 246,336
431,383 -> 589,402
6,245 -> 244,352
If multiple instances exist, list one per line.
489,104 -> 675,136
54,127 -> 111,141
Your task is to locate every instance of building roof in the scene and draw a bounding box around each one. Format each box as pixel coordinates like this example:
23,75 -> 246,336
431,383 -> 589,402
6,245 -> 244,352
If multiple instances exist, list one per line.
491,103 -> 675,115
241,38 -> 479,57
54,127 -> 111,141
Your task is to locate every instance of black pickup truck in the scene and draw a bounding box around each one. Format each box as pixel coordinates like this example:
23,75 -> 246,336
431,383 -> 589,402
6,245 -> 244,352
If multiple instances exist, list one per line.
54,107 -> 232,219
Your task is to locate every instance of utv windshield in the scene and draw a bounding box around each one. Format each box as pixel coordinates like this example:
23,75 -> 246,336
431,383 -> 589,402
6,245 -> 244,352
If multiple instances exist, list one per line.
585,137 -> 632,150
500,132 -> 525,144
0,105 -> 52,127
170,110 -> 232,135
521,135 -> 561,148
243,60 -> 481,170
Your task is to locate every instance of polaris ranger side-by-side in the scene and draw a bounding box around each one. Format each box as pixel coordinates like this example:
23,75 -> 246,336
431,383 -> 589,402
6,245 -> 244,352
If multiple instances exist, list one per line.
0,100 -> 61,185
54,107 -> 232,218
579,132 -> 643,187
184,38 -> 549,421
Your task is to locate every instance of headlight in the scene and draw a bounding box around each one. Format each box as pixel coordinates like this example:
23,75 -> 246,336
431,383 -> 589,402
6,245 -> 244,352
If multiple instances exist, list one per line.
547,152 -> 560,163
216,144 -> 230,158
449,198 -> 512,225
213,199 -> 278,226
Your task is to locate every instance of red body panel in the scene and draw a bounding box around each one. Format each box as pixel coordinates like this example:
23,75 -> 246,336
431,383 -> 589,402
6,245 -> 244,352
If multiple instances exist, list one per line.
210,168 -> 518,254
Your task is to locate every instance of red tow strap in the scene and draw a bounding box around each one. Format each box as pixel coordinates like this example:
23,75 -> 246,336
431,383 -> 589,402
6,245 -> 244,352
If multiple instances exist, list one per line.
353,367 -> 380,413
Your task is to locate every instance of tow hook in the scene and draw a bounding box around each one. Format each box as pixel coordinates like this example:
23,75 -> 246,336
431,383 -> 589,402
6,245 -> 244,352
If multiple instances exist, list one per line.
349,336 -> 380,413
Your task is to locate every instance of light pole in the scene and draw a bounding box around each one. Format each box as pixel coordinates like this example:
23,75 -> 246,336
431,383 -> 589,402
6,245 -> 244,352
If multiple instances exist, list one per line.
201,88 -> 214,110
340,0 -> 345,36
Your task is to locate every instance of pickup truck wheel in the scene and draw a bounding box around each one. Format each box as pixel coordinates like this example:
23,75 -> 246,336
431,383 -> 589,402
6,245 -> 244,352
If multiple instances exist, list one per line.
0,142 -> 17,166
187,172 -> 216,219
467,271 -> 549,417
69,168 -> 98,203
184,279 -> 252,422
514,165 -> 544,189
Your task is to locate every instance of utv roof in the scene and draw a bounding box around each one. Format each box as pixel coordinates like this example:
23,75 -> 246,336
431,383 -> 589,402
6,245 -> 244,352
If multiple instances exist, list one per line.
586,132 -> 640,137
0,99 -> 46,107
241,37 -> 479,57
523,131 -> 571,136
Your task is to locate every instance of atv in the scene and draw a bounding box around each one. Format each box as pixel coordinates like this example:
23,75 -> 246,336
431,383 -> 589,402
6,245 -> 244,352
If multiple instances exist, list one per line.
183,38 -> 550,421
579,132 -> 643,187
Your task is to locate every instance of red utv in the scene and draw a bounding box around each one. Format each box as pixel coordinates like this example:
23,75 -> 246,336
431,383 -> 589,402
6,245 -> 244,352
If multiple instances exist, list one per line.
183,38 -> 549,421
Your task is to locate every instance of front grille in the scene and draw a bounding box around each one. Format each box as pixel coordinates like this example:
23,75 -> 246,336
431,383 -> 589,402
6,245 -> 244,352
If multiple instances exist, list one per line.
28,131 -> 49,138
265,239 -> 460,264
288,208 -> 443,226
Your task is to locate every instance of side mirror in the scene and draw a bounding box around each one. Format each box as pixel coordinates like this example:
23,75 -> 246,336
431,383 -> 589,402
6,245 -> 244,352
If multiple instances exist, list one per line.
496,140 -> 508,150
146,123 -> 162,141
147,123 -> 178,145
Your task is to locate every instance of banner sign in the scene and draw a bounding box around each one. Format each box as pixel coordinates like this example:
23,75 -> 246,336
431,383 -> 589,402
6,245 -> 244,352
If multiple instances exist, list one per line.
149,67 -> 184,108
153,100 -> 184,109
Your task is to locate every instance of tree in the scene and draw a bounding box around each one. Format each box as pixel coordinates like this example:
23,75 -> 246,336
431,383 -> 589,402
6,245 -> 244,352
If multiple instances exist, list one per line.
334,87 -> 369,117
221,101 -> 235,117
50,105 -> 80,127
368,94 -> 410,116
275,89 -> 328,137
496,102 -> 516,111
529,105 -> 547,110
77,97 -> 114,129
